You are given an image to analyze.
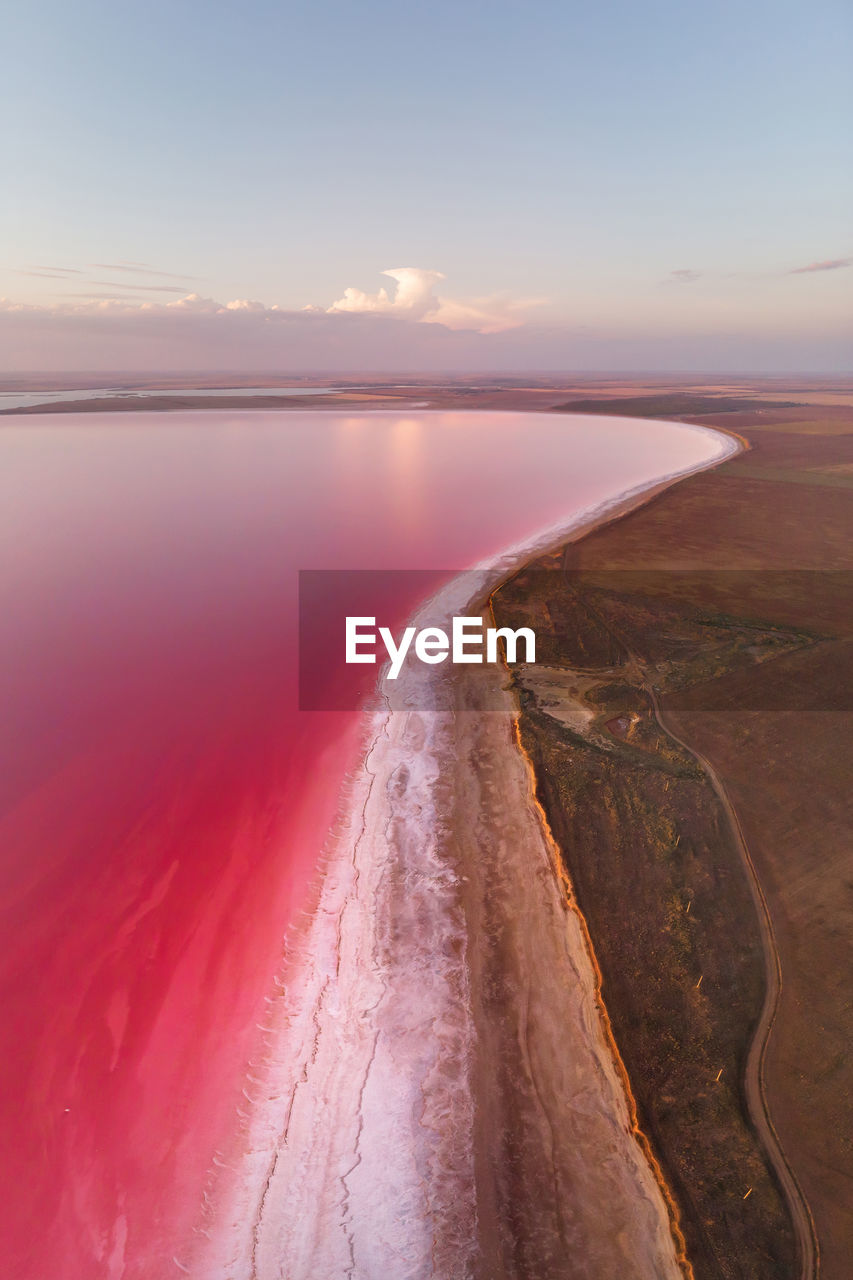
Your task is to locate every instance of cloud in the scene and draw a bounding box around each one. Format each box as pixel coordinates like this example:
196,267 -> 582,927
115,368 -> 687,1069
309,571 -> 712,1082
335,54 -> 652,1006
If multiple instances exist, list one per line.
166,293 -> 227,313
8,260 -> 193,282
91,262 -> 197,280
429,292 -> 544,332
329,268 -> 445,320
86,280 -> 190,293
14,271 -> 71,280
328,267 -> 541,333
669,269 -> 702,283
13,267 -> 82,279
789,257 -> 851,274
224,298 -> 271,312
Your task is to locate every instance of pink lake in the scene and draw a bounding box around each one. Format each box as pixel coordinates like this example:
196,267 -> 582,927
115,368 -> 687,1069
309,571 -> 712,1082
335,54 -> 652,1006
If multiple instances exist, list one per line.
0,409 -> 726,1278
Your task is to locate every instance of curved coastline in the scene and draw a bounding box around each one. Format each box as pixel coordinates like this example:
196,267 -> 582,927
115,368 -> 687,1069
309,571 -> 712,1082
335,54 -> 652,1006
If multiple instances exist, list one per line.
187,418 -> 740,1279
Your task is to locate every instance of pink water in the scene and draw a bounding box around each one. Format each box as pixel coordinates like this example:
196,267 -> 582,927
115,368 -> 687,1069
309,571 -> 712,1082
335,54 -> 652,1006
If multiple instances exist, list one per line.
0,410 -> 725,1277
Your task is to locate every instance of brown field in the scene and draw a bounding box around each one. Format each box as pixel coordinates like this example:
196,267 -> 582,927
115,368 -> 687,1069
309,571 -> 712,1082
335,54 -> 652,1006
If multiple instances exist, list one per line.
493,386 -> 852,1279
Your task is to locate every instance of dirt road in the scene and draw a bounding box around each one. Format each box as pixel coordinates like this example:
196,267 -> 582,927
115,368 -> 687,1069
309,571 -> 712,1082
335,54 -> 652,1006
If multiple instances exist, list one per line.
648,688 -> 819,1280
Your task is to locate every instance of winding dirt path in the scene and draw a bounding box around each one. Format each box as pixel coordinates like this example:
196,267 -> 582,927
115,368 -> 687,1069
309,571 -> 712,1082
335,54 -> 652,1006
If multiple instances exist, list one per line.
647,688 -> 819,1280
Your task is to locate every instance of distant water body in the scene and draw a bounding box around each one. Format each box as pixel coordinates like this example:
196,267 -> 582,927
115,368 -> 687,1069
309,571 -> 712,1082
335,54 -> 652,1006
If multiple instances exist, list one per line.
0,386 -> 343,412
0,410 -> 731,1277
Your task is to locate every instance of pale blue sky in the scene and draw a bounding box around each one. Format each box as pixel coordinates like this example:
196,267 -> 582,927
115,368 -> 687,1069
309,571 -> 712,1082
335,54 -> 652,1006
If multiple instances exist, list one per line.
1,0 -> 850,368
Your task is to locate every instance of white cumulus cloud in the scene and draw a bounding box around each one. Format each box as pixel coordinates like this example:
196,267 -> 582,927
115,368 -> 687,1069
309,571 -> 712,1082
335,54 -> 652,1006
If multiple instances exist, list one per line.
327,267 -> 541,333
329,268 -> 444,321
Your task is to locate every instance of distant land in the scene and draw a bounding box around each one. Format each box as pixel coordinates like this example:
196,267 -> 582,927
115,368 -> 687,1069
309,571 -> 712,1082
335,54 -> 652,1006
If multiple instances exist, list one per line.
1,372 -> 850,418
553,394 -> 803,415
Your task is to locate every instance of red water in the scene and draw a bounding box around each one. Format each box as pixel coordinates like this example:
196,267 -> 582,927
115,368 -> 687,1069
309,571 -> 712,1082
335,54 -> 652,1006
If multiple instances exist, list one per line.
0,410 -> 722,1277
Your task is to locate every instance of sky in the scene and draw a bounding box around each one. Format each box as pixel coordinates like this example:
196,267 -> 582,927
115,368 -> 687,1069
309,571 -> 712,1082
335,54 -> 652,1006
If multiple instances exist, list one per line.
1,0 -> 851,372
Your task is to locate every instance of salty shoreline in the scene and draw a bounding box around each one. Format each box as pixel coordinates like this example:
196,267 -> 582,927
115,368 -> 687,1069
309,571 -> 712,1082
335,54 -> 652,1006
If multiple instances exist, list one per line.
186,421 -> 740,1279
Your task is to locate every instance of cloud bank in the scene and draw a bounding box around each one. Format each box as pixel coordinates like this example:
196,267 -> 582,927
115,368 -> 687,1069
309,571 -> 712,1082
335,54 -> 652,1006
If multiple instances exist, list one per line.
0,264 -> 849,373
0,267 -> 549,371
0,291 -> 509,371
